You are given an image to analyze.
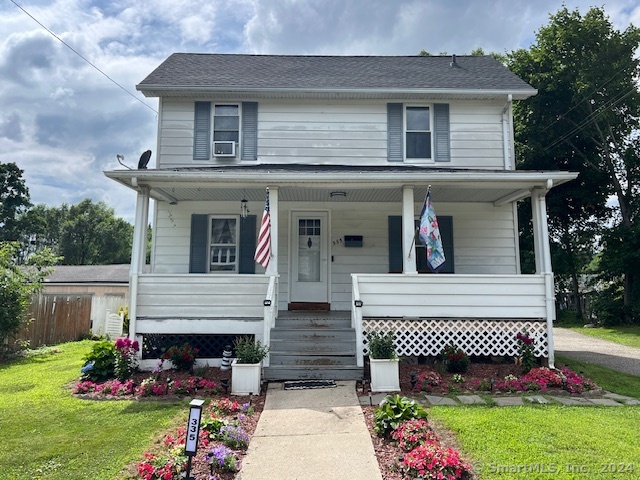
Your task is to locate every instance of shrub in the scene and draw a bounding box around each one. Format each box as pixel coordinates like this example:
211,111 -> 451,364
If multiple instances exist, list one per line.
366,331 -> 396,359
398,443 -> 473,479
390,418 -> 439,451
415,370 -> 442,392
233,336 -> 269,364
440,343 -> 469,373
373,394 -> 428,438
81,340 -> 116,381
206,445 -> 239,473
219,424 -> 249,449
164,342 -> 198,371
114,337 -> 139,380
516,330 -> 536,374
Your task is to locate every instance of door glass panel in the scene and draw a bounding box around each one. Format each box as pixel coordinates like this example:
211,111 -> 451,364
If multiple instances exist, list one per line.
298,219 -> 320,282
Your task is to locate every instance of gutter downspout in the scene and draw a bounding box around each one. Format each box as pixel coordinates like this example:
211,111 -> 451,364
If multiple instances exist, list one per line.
502,94 -> 513,170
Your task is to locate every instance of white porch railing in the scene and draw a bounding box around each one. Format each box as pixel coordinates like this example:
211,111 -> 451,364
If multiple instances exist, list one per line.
352,273 -> 552,363
136,274 -> 270,318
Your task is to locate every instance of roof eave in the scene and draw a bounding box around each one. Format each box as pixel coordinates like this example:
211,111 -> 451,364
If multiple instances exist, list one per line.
135,85 -> 537,100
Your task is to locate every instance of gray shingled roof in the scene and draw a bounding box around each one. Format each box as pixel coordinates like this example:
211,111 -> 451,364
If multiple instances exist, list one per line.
45,264 -> 130,284
137,54 -> 534,93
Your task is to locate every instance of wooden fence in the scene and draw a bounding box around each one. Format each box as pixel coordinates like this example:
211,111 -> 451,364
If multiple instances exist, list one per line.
19,294 -> 93,348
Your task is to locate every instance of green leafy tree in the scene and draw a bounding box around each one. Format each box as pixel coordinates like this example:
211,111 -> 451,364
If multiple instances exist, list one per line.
0,242 -> 59,355
0,162 -> 31,242
507,6 -> 640,323
60,199 -> 133,265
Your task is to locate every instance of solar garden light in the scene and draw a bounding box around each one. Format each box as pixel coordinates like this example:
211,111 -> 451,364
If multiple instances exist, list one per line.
184,398 -> 205,480
410,371 -> 417,390
221,345 -> 233,371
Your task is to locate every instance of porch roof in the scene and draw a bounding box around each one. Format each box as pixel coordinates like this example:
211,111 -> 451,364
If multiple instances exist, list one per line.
104,165 -> 577,205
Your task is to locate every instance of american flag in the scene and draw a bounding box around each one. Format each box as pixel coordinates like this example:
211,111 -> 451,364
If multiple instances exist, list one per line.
254,189 -> 271,269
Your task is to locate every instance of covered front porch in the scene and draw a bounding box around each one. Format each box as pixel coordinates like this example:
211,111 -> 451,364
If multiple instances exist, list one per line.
105,165 -> 576,374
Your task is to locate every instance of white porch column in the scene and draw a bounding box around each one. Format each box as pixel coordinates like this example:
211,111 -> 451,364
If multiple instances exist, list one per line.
129,187 -> 150,340
531,187 -> 556,368
402,186 -> 417,274
266,187 -> 278,276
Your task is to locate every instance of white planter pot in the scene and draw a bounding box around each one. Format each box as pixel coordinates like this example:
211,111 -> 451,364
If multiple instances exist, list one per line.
231,359 -> 262,395
369,358 -> 400,392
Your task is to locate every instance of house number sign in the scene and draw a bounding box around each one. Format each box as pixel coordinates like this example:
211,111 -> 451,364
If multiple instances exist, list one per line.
185,399 -> 205,455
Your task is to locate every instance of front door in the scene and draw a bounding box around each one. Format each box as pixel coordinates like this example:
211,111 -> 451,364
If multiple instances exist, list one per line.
290,211 -> 329,304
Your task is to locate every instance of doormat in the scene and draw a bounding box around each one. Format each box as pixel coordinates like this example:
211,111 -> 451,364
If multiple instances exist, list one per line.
283,380 -> 337,390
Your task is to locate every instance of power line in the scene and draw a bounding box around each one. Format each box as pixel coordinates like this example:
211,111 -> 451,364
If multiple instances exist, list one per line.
10,0 -> 158,115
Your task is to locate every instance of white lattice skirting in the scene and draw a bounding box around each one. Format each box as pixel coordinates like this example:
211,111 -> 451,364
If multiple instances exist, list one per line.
362,318 -> 549,358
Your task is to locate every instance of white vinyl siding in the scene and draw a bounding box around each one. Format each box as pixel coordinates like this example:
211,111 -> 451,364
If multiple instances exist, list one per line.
157,99 -> 508,170
152,200 -> 518,310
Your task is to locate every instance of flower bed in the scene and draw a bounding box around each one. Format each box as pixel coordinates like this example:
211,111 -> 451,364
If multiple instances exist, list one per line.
398,361 -> 598,396
136,397 -> 263,480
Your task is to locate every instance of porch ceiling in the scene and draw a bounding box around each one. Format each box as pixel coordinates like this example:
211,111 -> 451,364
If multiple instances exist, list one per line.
104,165 -> 578,205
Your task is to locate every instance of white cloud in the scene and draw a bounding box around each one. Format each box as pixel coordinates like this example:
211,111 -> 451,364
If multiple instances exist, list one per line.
1,0 -> 638,223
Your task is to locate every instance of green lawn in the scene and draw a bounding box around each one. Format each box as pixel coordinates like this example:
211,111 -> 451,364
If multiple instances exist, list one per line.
568,325 -> 640,349
429,359 -> 640,480
0,341 -> 185,480
430,406 -> 640,480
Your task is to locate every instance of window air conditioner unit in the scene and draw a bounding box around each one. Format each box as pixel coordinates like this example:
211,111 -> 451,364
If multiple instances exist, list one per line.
213,141 -> 236,157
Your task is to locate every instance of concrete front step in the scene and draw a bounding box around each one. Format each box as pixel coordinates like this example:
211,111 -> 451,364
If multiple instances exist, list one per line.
263,365 -> 364,381
267,312 -> 359,381
275,318 -> 352,329
269,354 -> 357,366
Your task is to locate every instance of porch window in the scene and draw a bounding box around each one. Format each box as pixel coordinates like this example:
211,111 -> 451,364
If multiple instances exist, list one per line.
405,106 -> 431,159
209,216 -> 238,272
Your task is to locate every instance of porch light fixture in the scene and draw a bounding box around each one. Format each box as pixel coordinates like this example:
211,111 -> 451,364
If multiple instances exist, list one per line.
330,191 -> 347,198
240,198 -> 249,218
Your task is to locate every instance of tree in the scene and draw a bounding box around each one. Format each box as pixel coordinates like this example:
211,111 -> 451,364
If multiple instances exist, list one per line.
507,6 -> 640,323
0,162 -> 31,242
17,203 -> 69,262
60,199 -> 133,265
0,242 -> 59,355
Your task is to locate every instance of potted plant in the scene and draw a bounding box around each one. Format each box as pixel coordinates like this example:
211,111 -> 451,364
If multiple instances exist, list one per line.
367,331 -> 400,392
231,336 -> 269,395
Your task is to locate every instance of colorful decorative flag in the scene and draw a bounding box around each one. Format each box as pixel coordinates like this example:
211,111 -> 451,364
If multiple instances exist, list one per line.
419,190 -> 445,271
254,189 -> 271,269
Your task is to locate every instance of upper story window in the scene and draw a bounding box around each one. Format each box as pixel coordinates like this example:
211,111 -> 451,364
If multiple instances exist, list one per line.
214,104 -> 240,143
387,103 -> 449,163
209,216 -> 238,272
405,106 -> 432,159
194,101 -> 258,161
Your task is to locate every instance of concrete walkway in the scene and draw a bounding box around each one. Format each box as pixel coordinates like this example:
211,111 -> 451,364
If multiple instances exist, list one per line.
238,381 -> 382,480
553,327 -> 640,376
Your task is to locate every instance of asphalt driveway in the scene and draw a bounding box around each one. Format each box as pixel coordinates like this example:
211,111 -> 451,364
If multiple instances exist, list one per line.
553,327 -> 640,377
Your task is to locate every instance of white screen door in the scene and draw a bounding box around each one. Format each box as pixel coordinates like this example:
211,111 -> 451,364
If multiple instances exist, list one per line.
290,212 -> 329,303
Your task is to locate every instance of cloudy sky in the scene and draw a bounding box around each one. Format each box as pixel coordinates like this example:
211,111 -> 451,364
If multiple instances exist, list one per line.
2,0 -> 639,223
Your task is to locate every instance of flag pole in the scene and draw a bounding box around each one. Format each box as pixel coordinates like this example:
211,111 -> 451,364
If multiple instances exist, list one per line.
408,185 -> 431,256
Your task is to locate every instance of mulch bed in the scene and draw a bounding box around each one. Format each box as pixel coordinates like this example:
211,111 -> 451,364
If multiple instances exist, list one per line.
73,359 -> 592,480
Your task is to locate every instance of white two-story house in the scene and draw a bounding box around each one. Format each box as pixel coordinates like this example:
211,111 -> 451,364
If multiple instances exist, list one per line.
105,54 -> 576,380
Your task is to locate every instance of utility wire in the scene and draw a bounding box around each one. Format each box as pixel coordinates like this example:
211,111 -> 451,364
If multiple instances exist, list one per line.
10,0 -> 158,115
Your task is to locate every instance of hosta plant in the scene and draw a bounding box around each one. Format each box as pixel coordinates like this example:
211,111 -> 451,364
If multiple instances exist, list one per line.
373,394 -> 428,438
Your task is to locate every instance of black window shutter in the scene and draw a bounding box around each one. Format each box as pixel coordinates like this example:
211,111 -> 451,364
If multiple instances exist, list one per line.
189,214 -> 208,273
241,102 -> 258,161
388,216 -> 403,273
438,216 -> 455,273
387,103 -> 403,162
433,103 -> 451,162
193,102 -> 211,160
239,215 -> 257,274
